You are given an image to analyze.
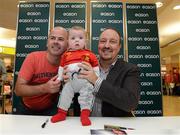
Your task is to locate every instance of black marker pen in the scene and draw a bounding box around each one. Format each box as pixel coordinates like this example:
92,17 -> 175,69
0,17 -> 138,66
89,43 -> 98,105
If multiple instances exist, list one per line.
41,119 -> 49,128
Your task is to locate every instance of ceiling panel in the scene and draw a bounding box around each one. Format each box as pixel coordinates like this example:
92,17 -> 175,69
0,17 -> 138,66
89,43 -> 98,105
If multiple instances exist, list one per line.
0,0 -> 179,48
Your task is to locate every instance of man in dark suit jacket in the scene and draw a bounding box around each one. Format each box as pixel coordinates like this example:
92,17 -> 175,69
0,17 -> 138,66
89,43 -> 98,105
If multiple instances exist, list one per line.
78,28 -> 140,117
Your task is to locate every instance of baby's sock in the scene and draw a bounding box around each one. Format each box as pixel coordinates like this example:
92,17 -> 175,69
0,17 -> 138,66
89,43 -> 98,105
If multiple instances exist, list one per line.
51,108 -> 67,123
80,109 -> 91,126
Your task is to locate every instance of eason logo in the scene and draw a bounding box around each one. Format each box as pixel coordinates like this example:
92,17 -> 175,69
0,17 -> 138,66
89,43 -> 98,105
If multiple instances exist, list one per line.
145,55 -> 159,59
127,20 -> 142,24
128,37 -> 143,41
136,46 -> 151,50
146,91 -> 161,96
33,36 -> 47,40
26,27 -> 40,31
129,55 -> 143,58
127,5 -> 141,9
55,20 -> 69,23
137,63 -> 152,68
100,12 -> 115,16
136,28 -> 150,32
25,44 -> 39,49
147,110 -> 162,115
141,81 -> 153,86
142,5 -> 155,9
17,36 -> 32,40
93,4 -> 107,8
144,37 -> 158,41
143,20 -> 157,24
63,12 -> 77,16
34,19 -> 48,23
70,20 -> 85,23
20,4 -> 34,8
108,20 -> 122,24
71,4 -> 85,8
134,110 -> 146,115
27,12 -> 41,16
108,4 -> 122,8
145,73 -> 160,77
135,13 -> 149,17
16,53 -> 28,58
19,19 -> 33,23
139,100 -> 154,105
92,19 -> 107,23
139,73 -> 160,77
56,4 -> 70,8
35,3 -> 49,8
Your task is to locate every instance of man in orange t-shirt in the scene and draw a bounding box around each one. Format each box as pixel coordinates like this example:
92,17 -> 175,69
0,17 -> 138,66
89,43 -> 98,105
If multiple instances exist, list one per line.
14,27 -> 68,115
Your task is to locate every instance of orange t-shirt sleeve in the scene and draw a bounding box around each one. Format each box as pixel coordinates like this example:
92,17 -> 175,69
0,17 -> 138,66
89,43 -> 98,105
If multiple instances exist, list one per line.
18,53 -> 35,81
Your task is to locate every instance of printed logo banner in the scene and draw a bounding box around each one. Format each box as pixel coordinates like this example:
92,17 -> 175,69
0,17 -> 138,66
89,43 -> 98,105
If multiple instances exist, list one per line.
91,2 -> 124,57
13,2 -> 50,113
126,3 -> 162,116
54,2 -> 86,29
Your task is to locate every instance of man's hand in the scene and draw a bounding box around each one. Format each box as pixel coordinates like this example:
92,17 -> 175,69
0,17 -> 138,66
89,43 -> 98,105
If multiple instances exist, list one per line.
78,62 -> 98,85
43,75 -> 61,93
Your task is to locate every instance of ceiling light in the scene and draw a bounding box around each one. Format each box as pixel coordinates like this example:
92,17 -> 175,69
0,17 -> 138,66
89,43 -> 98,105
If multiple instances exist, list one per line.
155,2 -> 163,8
173,5 -> 180,10
162,23 -> 180,35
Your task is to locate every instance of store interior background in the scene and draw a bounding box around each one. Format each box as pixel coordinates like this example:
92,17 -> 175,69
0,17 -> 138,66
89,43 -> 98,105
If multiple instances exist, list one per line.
0,0 -> 179,115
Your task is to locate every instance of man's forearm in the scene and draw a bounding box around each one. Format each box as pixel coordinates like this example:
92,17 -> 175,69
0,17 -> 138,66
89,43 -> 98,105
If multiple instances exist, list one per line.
15,83 -> 47,97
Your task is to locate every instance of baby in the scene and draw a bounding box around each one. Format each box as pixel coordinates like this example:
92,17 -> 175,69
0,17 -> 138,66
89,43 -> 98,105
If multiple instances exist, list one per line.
51,26 -> 99,126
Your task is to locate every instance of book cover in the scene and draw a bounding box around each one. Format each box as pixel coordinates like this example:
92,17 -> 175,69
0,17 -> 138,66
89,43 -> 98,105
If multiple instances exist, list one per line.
90,129 -> 127,135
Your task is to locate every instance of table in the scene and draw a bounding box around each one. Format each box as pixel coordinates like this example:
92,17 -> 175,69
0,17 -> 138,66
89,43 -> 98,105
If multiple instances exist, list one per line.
0,114 -> 180,135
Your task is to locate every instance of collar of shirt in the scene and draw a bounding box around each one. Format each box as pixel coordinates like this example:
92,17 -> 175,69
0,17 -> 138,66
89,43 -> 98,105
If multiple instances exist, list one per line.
99,60 -> 116,77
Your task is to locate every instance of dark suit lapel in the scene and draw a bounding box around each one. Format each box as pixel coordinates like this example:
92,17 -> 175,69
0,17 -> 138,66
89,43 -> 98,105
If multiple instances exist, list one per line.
106,59 -> 125,82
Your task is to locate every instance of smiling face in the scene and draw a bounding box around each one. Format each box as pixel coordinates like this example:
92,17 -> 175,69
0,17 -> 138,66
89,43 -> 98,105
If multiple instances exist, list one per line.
98,29 -> 121,62
68,28 -> 86,51
47,27 -> 68,56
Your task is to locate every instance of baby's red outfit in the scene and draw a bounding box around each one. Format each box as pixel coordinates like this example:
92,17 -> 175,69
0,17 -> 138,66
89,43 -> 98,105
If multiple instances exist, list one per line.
60,49 -> 98,67
51,49 -> 98,126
